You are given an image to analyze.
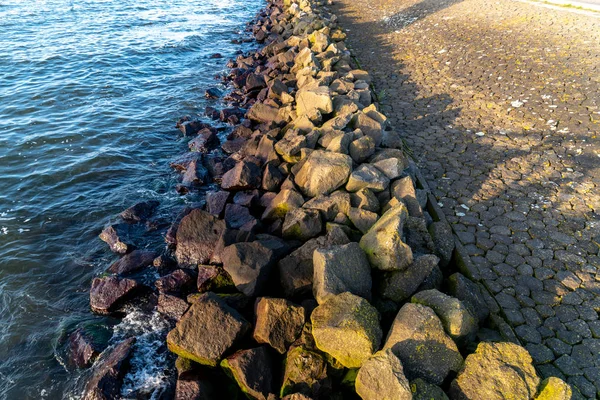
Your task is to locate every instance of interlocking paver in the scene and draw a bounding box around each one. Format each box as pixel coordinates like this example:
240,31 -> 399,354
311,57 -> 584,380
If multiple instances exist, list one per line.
333,0 -> 600,395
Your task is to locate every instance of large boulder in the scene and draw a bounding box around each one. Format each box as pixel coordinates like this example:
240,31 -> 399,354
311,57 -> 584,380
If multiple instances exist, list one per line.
107,250 -> 157,275
411,289 -> 478,345
346,164 -> 389,193
534,377 -> 573,400
384,303 -> 463,385
359,203 -> 413,271
296,87 -> 333,116
378,254 -> 439,302
90,276 -> 141,314
282,208 -> 322,241
166,292 -> 250,366
281,346 -> 330,398
262,189 -> 305,220
83,338 -> 136,400
311,292 -> 382,368
355,349 -> 411,400
295,150 -> 353,197
312,243 -> 372,304
221,242 -> 276,297
450,342 -> 540,400
221,160 -> 262,191
447,273 -> 490,324
221,347 -> 275,400
253,297 -> 305,354
175,209 -> 227,266
278,228 -> 350,298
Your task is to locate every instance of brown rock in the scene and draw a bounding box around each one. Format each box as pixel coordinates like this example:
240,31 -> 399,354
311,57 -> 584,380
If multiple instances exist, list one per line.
90,276 -> 141,314
253,297 -> 305,354
175,209 -> 227,267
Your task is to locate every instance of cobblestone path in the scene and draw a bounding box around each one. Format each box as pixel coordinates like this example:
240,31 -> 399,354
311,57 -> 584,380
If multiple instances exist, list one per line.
332,0 -> 600,396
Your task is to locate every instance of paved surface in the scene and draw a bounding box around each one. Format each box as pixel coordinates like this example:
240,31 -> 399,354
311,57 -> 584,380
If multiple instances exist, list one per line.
332,0 -> 600,396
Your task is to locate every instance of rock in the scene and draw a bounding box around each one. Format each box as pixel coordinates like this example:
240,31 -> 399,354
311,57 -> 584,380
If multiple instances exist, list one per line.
359,203 -> 413,271
295,150 -> 353,197
282,208 -> 322,241
411,290 -> 478,346
176,119 -> 213,136
221,161 -> 262,191
447,273 -> 490,324
372,158 -> 405,180
248,102 -> 281,124
349,136 -> 375,164
174,376 -> 216,400
197,264 -> 235,293
262,189 -> 305,220
404,216 -> 435,255
220,107 -> 245,123
175,209 -> 227,266
534,377 -> 572,400
90,276 -> 141,314
156,269 -> 196,295
158,293 -> 189,321
181,160 -> 209,187
245,73 -> 266,92
351,113 -> 383,146
384,303 -> 463,385
326,131 -> 352,154
275,132 -> 307,161
188,128 -> 219,153
206,191 -> 230,217
311,292 -> 382,368
391,177 -> 422,217
69,328 -> 100,368
313,243 -> 372,304
170,152 -> 202,173
205,87 -> 222,99
83,338 -> 136,400
348,207 -> 379,234
221,138 -> 246,154
355,349 -> 411,400
107,250 -> 156,275
302,195 -> 339,221
262,163 -> 285,191
346,164 -> 389,193
309,30 -> 329,53
120,200 -> 159,223
278,229 -> 350,298
410,378 -> 449,400
224,204 -> 255,230
428,221 -> 454,268
221,242 -> 276,297
166,292 -> 250,366
450,342 -> 540,400
296,86 -> 333,116
378,255 -> 439,302
99,225 -> 130,254
221,346 -> 275,400
281,346 -> 330,398
351,188 -> 379,213
253,297 -> 305,354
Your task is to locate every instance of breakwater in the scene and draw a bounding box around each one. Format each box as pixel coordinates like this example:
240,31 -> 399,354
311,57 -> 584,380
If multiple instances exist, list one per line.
77,0 -> 574,399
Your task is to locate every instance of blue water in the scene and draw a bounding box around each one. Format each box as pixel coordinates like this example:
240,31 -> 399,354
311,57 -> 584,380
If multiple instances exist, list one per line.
0,0 -> 262,398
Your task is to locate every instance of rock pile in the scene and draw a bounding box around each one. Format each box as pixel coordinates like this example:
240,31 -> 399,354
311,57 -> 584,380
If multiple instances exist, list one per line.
79,0 -> 577,399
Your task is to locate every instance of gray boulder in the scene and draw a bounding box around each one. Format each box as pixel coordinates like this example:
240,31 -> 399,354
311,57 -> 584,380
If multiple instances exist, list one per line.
447,273 -> 490,324
295,150 -> 353,197
378,254 -> 439,303
282,208 -> 322,241
355,349 -> 411,400
253,297 -> 305,354
346,164 -> 390,193
221,242 -> 276,297
175,209 -> 227,266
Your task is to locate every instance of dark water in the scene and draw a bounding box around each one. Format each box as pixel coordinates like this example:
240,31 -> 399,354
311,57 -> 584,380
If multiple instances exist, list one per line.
0,0 -> 262,398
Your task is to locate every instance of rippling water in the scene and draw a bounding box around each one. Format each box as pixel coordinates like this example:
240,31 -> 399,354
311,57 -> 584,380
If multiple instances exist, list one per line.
0,0 -> 262,398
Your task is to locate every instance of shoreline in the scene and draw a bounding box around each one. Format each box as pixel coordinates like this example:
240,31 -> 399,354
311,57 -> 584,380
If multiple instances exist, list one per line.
73,0 -> 573,398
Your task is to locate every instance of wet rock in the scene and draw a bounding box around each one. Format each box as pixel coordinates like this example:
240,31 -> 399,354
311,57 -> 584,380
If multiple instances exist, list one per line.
221,137 -> 246,154
174,376 -> 216,400
411,290 -> 478,346
156,269 -> 197,295
176,119 -> 213,136
188,128 -> 219,153
221,160 -> 262,191
220,108 -> 245,123
359,203 -> 413,271
206,191 -> 230,217
107,250 -> 157,275
99,225 -> 130,254
295,150 -> 353,197
280,346 -> 330,398
311,292 -> 382,368
120,200 -> 159,223
449,342 -> 540,400
384,303 -> 463,385
346,164 -> 389,193
83,337 -> 136,400
378,254 -> 439,303
205,87 -> 222,99
253,297 -> 305,354
313,243 -> 372,304
175,209 -> 227,267
158,293 -> 189,321
221,241 -> 276,297
69,328 -> 100,368
296,87 -> 333,116
221,346 -> 275,400
278,228 -> 350,298
224,204 -> 255,230
166,292 -> 250,366
355,349 -> 411,400
447,273 -> 490,324
282,208 -> 322,241
411,378 -> 449,400
90,276 -> 141,315
261,189 -> 305,220
181,160 -> 209,187
170,153 -> 202,173
197,264 -> 235,293
534,377 -> 572,400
